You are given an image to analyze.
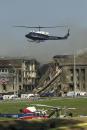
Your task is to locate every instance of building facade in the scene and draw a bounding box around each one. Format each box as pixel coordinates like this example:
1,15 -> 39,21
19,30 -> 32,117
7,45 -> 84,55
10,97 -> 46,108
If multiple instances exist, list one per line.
53,54 -> 87,93
0,57 -> 39,94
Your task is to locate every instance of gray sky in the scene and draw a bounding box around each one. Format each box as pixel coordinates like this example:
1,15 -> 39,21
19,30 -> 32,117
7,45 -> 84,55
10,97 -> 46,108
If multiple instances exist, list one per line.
0,0 -> 87,63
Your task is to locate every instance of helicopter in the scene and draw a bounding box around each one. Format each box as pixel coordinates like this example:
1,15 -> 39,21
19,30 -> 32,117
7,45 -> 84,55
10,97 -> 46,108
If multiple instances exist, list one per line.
14,25 -> 70,43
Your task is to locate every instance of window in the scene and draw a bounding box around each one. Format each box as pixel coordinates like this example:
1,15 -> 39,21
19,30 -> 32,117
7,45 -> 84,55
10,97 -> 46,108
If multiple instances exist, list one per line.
19,85 -> 21,90
19,77 -> 21,82
2,84 -> 6,91
81,69 -> 85,80
70,69 -> 73,73
19,70 -> 21,75
2,69 -> 4,72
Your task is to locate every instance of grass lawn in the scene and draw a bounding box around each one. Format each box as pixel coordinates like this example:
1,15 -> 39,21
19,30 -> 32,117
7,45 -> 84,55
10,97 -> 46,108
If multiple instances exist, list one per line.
0,97 -> 87,116
0,98 -> 87,130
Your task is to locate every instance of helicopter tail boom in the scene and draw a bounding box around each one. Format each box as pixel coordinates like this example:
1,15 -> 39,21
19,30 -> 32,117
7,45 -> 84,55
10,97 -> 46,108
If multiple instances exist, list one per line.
48,29 -> 70,40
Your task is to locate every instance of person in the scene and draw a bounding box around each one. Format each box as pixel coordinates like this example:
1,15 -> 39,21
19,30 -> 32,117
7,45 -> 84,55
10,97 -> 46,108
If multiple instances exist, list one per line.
19,109 -> 23,113
69,112 -> 73,117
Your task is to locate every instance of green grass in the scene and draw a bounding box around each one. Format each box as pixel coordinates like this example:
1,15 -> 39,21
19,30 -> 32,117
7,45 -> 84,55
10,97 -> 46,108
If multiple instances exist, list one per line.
0,98 -> 87,116
31,98 -> 87,116
0,98 -> 87,129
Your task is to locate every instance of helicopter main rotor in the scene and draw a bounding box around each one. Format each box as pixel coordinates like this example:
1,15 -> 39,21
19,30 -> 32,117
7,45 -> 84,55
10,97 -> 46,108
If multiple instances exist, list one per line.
13,25 -> 68,31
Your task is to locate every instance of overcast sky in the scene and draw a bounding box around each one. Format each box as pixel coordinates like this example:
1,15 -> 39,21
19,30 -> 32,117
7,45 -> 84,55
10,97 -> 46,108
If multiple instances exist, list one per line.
0,0 -> 87,63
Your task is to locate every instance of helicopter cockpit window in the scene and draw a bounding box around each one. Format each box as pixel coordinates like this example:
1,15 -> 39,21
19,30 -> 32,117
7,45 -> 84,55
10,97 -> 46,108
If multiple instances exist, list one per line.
31,33 -> 37,36
29,32 -> 32,35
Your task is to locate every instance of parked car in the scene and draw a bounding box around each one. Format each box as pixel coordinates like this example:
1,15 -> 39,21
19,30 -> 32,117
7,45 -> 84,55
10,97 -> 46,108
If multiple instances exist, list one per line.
67,91 -> 87,97
79,91 -> 87,96
40,91 -> 54,97
9,94 -> 18,99
67,91 -> 80,97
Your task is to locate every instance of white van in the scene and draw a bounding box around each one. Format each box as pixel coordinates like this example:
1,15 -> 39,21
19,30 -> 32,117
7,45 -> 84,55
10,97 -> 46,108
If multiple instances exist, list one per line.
9,94 -> 18,99
27,94 -> 40,100
67,91 -> 80,97
67,91 -> 87,97
27,94 -> 34,99
21,94 -> 28,99
3,95 -> 10,100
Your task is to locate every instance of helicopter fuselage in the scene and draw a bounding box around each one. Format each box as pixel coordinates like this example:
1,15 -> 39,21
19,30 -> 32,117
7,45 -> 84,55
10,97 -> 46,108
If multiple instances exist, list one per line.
25,30 -> 69,42
25,31 -> 49,41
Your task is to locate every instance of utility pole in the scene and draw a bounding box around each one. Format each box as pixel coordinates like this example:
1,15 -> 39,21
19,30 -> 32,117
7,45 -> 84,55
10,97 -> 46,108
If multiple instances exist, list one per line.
73,53 -> 77,97
13,69 -> 16,95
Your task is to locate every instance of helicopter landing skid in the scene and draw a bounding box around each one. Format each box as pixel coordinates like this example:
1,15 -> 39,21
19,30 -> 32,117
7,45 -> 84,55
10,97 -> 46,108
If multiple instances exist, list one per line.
27,39 -> 44,43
